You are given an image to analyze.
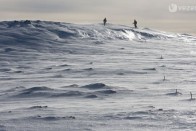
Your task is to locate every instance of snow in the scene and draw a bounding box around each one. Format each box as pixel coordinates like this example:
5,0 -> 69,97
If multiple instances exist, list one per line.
0,20 -> 196,131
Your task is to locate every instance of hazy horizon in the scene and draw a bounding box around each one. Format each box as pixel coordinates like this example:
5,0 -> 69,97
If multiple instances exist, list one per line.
0,0 -> 195,34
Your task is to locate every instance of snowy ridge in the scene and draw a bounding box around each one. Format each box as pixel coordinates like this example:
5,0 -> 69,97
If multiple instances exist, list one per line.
0,20 -> 195,45
1,83 -> 130,99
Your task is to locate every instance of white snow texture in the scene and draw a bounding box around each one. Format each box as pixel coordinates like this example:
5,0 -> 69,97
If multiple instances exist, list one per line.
0,20 -> 196,131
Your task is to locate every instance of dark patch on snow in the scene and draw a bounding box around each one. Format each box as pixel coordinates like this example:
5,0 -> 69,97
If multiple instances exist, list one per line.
52,91 -> 83,97
83,68 -> 93,71
143,68 -> 156,71
124,116 -> 143,120
35,116 -> 76,121
96,90 -> 117,94
4,48 -> 15,52
81,83 -> 108,90
30,106 -> 48,109
85,95 -> 98,98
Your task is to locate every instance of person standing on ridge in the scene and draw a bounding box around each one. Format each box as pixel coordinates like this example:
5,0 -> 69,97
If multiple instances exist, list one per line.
103,18 -> 107,26
133,19 -> 138,28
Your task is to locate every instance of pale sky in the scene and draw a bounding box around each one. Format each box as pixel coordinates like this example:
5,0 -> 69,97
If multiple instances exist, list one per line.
0,0 -> 195,34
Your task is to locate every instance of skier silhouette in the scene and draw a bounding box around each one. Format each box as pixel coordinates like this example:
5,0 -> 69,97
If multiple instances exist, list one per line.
133,19 -> 138,28
103,18 -> 107,26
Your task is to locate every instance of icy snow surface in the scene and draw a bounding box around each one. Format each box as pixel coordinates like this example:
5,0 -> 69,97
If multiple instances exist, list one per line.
0,20 -> 196,131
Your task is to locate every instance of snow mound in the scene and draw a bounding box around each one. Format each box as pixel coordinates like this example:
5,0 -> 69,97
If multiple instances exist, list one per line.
5,83 -> 126,99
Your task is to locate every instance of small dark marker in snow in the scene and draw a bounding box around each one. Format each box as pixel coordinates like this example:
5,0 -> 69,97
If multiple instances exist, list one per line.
175,89 -> 182,95
69,116 -> 76,119
163,76 -> 166,81
158,109 -> 163,111
117,72 -> 124,75
190,92 -> 193,100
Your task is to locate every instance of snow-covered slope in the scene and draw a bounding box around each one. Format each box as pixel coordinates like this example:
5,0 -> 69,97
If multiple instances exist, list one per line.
0,20 -> 196,131
1,20 -> 195,44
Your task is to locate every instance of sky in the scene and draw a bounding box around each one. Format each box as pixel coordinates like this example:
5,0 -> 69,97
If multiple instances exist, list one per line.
0,0 -> 195,34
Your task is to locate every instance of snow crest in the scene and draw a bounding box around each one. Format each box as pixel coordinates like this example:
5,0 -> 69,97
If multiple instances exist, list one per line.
0,20 -> 195,45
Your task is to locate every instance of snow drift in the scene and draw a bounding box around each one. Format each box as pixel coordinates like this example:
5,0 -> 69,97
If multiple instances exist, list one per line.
0,20 -> 195,46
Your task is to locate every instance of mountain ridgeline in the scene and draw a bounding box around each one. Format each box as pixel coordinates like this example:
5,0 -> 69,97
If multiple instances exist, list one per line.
0,20 -> 195,46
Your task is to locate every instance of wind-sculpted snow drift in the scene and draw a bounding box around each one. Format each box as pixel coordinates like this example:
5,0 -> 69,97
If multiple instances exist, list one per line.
0,20 -> 195,46
0,20 -> 196,131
